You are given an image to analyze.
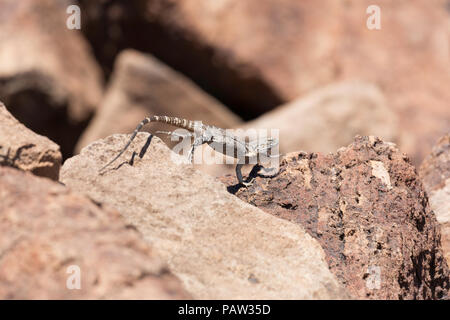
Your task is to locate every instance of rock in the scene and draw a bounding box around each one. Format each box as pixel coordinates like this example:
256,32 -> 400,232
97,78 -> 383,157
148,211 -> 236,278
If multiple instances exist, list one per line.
220,136 -> 450,299
243,81 -> 398,155
0,166 -> 190,299
0,0 -> 103,158
76,49 -> 241,153
77,0 -> 149,77
79,0 -> 450,163
420,134 -> 450,267
0,102 -> 61,180
61,133 -> 349,299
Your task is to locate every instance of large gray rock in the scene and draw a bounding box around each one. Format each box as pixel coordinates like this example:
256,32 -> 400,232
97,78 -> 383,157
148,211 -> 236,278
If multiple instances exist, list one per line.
0,166 -> 190,299
62,133 -> 349,299
0,102 -> 61,180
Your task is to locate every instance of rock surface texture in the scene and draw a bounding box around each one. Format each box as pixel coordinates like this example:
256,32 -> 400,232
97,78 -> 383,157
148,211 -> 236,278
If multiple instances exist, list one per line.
0,0 -> 103,157
0,166 -> 190,299
420,134 -> 450,267
76,49 -> 241,153
220,136 -> 450,299
62,133 -> 349,299
0,102 -> 61,180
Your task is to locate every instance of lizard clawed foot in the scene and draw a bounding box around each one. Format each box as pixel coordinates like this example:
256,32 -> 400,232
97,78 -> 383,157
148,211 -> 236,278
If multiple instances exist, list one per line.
240,177 -> 255,187
187,152 -> 193,164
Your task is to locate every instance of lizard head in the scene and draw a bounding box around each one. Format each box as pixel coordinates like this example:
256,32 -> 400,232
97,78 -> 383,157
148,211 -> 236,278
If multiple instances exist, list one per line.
257,137 -> 278,150
249,137 -> 279,158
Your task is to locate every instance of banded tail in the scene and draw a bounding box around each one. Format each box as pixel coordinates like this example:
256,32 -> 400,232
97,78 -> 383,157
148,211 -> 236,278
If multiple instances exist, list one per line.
99,116 -> 197,172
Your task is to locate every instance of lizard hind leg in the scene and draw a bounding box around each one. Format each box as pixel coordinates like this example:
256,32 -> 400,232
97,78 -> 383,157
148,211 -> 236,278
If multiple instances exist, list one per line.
99,117 -> 151,172
235,163 -> 254,187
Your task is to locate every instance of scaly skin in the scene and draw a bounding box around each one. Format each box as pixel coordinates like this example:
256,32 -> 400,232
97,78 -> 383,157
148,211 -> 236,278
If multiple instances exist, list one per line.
99,116 -> 279,186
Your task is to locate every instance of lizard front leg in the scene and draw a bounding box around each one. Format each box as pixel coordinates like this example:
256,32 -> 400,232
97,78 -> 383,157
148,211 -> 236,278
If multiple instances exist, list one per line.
188,136 -> 205,163
156,130 -> 198,163
158,129 -> 207,164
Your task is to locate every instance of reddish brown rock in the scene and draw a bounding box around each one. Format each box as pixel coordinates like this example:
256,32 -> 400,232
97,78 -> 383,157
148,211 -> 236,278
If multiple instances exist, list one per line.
0,166 -> 190,299
62,133 -> 349,299
0,102 -> 61,180
79,0 -> 450,164
221,136 -> 450,299
0,0 -> 103,158
75,49 -> 241,153
420,134 -> 450,267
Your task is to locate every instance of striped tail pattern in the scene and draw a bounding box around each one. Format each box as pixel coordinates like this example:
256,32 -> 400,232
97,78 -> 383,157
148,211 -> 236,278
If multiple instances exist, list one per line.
99,116 -> 198,171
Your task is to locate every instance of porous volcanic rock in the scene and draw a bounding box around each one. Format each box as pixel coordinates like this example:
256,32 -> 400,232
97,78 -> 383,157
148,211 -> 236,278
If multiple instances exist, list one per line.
0,166 -> 190,299
61,133 -> 349,299
75,49 -> 241,153
420,134 -> 450,266
0,102 -> 61,180
0,0 -> 103,158
220,136 -> 450,299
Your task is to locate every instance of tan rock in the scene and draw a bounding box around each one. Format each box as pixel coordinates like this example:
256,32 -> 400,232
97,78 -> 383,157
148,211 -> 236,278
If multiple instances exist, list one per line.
0,0 -> 103,157
75,49 -> 241,153
0,166 -> 190,299
0,102 -> 61,180
243,81 -> 398,155
420,134 -> 450,267
62,133 -> 349,299
220,136 -> 450,299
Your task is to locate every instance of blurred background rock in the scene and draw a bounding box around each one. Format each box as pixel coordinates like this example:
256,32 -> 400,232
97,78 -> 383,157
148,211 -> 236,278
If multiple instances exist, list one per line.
1,0 -> 449,171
